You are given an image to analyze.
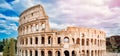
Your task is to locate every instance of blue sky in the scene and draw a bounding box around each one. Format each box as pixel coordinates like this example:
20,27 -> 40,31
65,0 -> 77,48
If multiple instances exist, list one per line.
0,0 -> 120,40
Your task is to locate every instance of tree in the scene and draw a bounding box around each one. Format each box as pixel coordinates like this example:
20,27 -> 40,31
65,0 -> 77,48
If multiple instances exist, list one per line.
3,38 -> 16,56
9,38 -> 15,56
3,39 -> 9,56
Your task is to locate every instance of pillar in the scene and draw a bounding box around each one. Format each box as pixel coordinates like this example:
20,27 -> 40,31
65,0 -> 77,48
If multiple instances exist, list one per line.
38,36 -> 41,46
45,49 -> 48,56
32,50 -> 35,56
27,50 -> 30,56
45,34 -> 48,45
52,49 -> 55,56
38,50 -> 41,56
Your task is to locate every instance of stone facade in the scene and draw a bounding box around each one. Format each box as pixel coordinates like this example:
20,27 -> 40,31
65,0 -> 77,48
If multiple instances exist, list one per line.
17,4 -> 106,56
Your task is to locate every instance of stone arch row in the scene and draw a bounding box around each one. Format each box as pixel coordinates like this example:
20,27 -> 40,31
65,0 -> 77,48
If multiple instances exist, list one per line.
18,22 -> 46,35
19,36 -> 105,47
18,49 -> 105,56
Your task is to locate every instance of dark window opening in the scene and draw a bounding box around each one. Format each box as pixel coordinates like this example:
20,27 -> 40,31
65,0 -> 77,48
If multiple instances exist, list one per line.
35,37 -> 38,44
58,37 -> 61,44
41,37 -> 45,44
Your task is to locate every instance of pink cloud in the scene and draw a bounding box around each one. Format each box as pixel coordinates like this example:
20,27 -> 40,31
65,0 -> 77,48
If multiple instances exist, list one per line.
109,0 -> 120,8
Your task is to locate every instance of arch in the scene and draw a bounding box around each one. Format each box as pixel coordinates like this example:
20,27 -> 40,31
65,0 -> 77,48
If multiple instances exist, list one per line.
48,36 -> 51,44
87,50 -> 89,56
95,39 -> 96,45
30,50 -> 32,56
35,37 -> 38,44
25,50 -> 27,56
41,37 -> 45,44
48,51 -> 52,56
56,51 -> 60,56
82,50 -> 85,55
42,23 -> 45,30
64,37 -> 69,43
72,50 -> 76,56
76,38 -> 80,44
82,33 -> 85,37
41,50 -> 44,56
64,50 -> 69,56
82,39 -> 85,45
58,37 -> 61,44
91,50 -> 93,56
72,38 -> 75,44
91,39 -> 93,45
86,39 -> 89,46
30,38 -> 32,44
26,38 -> 28,44
35,50 -> 38,56
36,24 -> 39,31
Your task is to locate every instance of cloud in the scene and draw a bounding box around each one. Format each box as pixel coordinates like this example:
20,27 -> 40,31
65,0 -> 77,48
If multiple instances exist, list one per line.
0,14 -> 19,22
1,0 -> 120,37
0,0 -> 13,10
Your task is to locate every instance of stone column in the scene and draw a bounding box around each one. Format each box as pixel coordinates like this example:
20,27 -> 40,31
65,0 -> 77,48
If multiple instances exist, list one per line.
32,36 -> 35,46
52,49 -> 55,56
27,50 -> 30,56
23,50 -> 25,56
38,23 -> 41,32
32,50 -> 35,56
38,50 -> 41,56
45,49 -> 48,56
38,36 -> 41,46
45,34 -> 48,45
28,25 -> 30,33
61,49 -> 64,56
33,24 -> 35,33
69,50 -> 71,56
89,50 -> 91,56
28,37 -> 30,45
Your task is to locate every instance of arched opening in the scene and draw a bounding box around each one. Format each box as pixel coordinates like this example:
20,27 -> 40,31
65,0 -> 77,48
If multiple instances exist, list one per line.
87,50 -> 89,56
42,23 -> 45,30
91,50 -> 93,56
72,51 -> 76,56
91,39 -> 93,45
95,50 -> 97,56
56,51 -> 60,56
30,50 -> 32,56
35,37 -> 38,44
25,50 -> 27,56
41,51 -> 44,56
72,38 -> 75,44
64,37 -> 69,43
41,37 -> 45,44
64,50 -> 69,56
87,39 -> 89,46
30,38 -> 32,44
48,51 -> 52,56
35,50 -> 38,56
82,39 -> 85,45
82,50 -> 85,56
58,37 -> 61,44
26,38 -> 28,44
82,33 -> 85,37
76,38 -> 80,44
95,39 -> 96,45
48,36 -> 51,44
36,24 -> 39,31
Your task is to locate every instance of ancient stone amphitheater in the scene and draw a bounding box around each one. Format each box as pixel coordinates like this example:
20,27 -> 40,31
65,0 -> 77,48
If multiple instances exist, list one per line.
17,4 -> 106,56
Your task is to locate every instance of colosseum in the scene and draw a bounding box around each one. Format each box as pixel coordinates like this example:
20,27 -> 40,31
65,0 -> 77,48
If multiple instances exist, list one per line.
17,4 -> 106,56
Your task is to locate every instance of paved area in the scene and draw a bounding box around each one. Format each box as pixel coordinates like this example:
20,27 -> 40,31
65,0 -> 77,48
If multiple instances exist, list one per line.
106,52 -> 120,56
0,52 -> 2,56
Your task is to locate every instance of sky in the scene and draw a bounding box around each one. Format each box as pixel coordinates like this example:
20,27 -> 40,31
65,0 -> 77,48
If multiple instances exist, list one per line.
0,0 -> 120,40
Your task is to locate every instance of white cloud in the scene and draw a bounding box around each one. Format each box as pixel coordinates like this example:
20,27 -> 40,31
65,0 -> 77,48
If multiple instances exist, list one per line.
0,14 -> 19,22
